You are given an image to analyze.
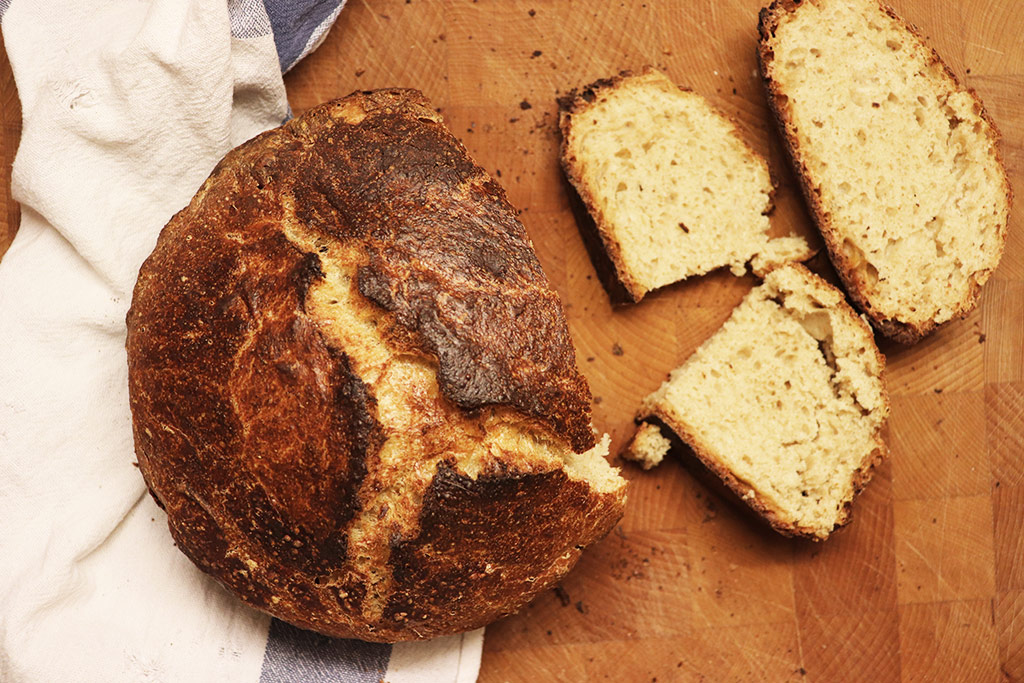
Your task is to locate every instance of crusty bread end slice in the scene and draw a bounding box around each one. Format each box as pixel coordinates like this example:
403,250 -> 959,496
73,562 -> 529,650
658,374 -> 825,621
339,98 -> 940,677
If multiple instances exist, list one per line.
559,67 -> 813,302
759,0 -> 1011,343
635,263 -> 889,540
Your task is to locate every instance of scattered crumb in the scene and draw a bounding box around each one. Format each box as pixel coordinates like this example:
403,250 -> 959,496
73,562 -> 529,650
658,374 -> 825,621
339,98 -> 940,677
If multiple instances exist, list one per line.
354,69 -> 365,78
553,585 -> 571,607
531,50 -> 543,58
702,498 -> 717,523
612,343 -> 624,356
520,100 -> 533,110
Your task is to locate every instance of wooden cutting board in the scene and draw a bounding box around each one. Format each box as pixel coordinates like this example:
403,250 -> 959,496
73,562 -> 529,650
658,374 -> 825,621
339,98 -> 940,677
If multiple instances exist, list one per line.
1,1 -> 1021,680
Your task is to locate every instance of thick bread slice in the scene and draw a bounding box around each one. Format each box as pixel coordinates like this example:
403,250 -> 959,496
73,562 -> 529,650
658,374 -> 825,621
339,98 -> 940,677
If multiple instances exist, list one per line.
126,89 -> 626,642
759,0 -> 1011,343
631,264 -> 889,540
559,67 -> 813,303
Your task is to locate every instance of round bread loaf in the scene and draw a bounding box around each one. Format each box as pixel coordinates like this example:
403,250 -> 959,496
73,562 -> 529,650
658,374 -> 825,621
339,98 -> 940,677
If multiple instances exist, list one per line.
126,89 -> 626,642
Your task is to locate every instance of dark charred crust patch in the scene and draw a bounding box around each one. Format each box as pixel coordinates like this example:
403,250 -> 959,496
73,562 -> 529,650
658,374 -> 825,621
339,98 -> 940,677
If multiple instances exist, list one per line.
283,95 -> 595,452
380,461 -> 624,638
558,70 -> 637,116
293,251 -> 325,310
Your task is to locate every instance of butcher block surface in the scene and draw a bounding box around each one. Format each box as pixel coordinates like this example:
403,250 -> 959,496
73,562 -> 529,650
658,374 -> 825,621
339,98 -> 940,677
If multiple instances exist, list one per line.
2,1 -> 1022,680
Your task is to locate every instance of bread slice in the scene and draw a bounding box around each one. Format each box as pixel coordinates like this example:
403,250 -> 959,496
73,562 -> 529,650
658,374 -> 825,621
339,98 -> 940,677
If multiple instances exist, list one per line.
559,67 -> 813,303
629,264 -> 889,540
759,0 -> 1011,343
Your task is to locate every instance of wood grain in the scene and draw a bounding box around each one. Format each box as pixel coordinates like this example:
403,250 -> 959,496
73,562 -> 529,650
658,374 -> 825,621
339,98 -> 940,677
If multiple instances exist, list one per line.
0,33 -> 21,261
3,1 -> 1022,680
285,3 -> 1024,680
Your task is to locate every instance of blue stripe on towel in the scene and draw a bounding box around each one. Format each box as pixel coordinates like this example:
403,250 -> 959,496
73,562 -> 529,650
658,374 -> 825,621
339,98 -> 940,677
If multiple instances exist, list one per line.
259,619 -> 392,683
263,0 -> 345,72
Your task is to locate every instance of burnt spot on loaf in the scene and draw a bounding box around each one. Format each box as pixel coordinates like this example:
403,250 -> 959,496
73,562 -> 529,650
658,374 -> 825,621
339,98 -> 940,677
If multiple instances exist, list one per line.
382,460 -> 623,636
292,251 -> 325,311
128,176 -> 385,599
287,97 -> 595,451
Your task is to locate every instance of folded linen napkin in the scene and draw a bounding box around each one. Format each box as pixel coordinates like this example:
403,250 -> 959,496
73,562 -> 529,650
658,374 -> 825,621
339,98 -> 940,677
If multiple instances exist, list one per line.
0,1 -> 483,681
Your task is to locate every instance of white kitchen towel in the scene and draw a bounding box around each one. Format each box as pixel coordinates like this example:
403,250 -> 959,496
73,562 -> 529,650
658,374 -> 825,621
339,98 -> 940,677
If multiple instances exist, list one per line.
0,1 -> 483,681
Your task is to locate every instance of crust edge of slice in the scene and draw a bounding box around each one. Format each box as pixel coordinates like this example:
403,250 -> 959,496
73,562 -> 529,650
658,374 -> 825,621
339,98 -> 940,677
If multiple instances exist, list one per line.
630,264 -> 890,541
757,0 -> 1012,344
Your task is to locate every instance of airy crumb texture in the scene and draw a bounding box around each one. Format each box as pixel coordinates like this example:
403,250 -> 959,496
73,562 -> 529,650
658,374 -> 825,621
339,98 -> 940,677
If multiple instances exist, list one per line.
639,264 -> 889,540
623,422 -> 671,470
559,67 -> 812,302
759,0 -> 1011,343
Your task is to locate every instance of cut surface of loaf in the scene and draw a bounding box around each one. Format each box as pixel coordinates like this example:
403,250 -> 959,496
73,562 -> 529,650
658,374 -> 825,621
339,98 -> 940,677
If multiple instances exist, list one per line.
759,0 -> 1011,343
636,264 -> 889,539
126,90 -> 626,642
559,67 -> 812,302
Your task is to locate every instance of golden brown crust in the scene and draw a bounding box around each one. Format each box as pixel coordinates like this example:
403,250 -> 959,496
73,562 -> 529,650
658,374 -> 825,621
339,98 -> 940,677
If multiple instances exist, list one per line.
559,170 -> 638,305
757,0 -> 1012,345
645,407 -> 886,541
558,69 -> 649,303
126,88 -> 624,641
636,264 -> 890,540
381,461 -> 624,637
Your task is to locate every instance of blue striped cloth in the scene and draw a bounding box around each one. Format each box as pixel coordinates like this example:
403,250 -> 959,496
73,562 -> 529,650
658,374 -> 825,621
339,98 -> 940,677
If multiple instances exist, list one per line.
261,620 -> 391,682
229,0 -> 346,73
0,0 -> 480,681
